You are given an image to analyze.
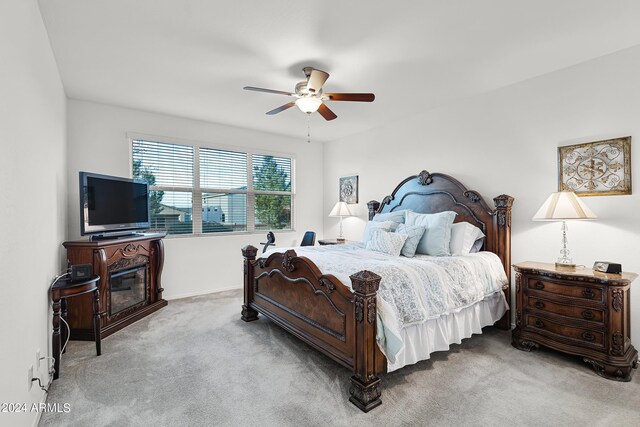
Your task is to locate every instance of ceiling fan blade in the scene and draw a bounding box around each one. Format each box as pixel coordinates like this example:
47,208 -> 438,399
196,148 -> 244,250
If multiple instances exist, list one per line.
266,102 -> 296,115
306,69 -> 330,94
244,86 -> 294,96
317,103 -> 337,121
324,93 -> 375,102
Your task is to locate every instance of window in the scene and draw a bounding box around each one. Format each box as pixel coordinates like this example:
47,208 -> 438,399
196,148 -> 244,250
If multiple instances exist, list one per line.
131,137 -> 294,236
253,154 -> 292,231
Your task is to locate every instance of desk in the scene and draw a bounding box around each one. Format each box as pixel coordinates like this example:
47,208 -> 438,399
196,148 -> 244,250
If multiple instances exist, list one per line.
51,275 -> 101,379
318,239 -> 351,245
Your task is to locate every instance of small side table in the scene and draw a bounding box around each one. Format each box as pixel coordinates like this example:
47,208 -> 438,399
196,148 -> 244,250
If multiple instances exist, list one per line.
318,239 -> 351,246
51,274 -> 101,379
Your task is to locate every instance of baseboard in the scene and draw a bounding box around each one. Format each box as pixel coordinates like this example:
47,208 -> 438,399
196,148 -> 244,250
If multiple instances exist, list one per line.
166,285 -> 242,300
31,389 -> 48,427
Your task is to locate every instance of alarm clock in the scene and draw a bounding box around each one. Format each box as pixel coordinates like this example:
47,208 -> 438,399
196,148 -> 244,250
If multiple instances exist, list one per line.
592,261 -> 622,274
71,264 -> 93,281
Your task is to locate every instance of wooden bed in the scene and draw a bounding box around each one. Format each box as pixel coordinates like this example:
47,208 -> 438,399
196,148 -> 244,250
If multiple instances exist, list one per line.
241,170 -> 514,412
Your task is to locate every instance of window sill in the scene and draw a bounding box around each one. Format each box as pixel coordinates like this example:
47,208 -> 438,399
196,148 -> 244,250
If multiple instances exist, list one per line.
161,230 -> 296,239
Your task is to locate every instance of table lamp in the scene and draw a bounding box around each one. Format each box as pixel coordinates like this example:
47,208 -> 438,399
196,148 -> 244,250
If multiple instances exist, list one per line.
329,201 -> 353,242
532,191 -> 597,268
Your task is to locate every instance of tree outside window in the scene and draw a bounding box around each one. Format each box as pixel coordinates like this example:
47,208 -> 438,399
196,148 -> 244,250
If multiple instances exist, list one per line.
253,155 -> 292,230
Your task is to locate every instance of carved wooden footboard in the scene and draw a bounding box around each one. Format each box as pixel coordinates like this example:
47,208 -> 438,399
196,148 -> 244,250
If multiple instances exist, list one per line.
241,246 -> 385,412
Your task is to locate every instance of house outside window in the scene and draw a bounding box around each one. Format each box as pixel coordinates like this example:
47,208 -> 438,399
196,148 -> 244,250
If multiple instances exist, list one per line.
131,136 -> 294,236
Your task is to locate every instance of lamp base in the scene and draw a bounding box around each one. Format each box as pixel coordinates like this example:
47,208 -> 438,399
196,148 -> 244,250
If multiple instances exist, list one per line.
336,237 -> 346,242
555,262 -> 576,270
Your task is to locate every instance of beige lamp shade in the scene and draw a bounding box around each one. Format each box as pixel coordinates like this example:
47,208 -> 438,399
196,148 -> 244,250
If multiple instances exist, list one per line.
532,191 -> 597,221
329,201 -> 353,217
329,201 -> 352,242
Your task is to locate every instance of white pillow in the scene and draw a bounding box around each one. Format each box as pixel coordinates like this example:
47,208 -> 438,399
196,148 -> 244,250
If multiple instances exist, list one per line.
362,220 -> 395,244
470,237 -> 485,253
449,222 -> 486,255
366,229 -> 408,257
405,211 -> 457,256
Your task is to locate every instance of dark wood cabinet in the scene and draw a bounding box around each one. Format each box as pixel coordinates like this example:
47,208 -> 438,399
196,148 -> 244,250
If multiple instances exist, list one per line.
63,233 -> 167,340
512,261 -> 638,381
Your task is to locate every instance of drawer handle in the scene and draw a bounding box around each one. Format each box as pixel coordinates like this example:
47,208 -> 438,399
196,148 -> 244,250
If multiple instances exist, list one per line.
582,310 -> 595,320
534,320 -> 544,328
582,331 -> 595,342
535,301 -> 545,309
582,288 -> 595,299
534,281 -> 545,290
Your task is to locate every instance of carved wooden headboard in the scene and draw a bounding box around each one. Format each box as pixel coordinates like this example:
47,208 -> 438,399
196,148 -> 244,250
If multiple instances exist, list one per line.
367,170 -> 514,327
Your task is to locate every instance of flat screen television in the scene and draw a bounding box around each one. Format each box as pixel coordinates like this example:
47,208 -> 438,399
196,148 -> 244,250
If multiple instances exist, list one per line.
79,171 -> 150,238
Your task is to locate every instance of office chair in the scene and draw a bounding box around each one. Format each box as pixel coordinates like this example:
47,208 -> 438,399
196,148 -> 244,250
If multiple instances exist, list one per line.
261,231 -> 276,253
300,231 -> 316,246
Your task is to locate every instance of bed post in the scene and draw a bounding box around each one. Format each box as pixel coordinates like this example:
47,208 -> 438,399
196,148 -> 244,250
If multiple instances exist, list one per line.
241,245 -> 259,322
493,195 -> 514,330
349,270 -> 383,412
367,200 -> 380,220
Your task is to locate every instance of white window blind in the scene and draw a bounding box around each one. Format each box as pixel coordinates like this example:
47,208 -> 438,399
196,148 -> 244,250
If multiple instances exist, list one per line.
131,137 -> 294,236
200,148 -> 249,233
200,148 -> 247,189
132,140 -> 193,188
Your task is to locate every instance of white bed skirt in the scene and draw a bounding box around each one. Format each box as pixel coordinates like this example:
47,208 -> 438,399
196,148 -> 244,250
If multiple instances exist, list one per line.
386,291 -> 508,372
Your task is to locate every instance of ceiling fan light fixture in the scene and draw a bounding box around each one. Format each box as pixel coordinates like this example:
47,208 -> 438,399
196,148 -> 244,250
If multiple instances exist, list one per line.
295,97 -> 322,113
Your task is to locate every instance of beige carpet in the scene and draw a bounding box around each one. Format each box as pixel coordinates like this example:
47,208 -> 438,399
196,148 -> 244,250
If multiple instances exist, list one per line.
40,290 -> 640,426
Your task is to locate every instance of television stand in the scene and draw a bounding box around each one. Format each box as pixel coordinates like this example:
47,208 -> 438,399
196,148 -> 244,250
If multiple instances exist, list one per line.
62,232 -> 167,340
90,231 -> 146,241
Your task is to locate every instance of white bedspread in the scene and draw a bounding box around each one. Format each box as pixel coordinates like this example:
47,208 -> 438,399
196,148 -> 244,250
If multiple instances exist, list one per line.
261,243 -> 508,365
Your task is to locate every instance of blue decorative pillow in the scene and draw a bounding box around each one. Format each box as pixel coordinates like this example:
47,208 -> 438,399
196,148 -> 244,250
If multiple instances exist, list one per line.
406,210 -> 457,256
395,224 -> 426,257
366,229 -> 407,257
372,210 -> 408,231
362,220 -> 396,243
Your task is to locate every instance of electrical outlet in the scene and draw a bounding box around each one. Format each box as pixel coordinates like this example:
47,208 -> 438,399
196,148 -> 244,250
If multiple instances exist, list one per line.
36,349 -> 41,369
28,366 -> 33,391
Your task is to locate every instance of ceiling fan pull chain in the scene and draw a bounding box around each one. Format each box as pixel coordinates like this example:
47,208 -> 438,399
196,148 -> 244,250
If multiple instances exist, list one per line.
307,113 -> 311,143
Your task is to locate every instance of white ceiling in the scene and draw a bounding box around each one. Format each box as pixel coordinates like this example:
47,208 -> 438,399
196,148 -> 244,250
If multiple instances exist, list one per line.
38,0 -> 640,142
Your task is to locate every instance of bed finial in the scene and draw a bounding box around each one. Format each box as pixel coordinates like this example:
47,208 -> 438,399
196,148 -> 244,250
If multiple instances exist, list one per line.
418,170 -> 433,186
494,194 -> 514,228
367,200 -> 380,220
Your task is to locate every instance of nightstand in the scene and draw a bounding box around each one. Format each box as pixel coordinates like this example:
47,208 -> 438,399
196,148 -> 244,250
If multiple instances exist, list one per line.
512,262 -> 638,381
318,239 -> 350,245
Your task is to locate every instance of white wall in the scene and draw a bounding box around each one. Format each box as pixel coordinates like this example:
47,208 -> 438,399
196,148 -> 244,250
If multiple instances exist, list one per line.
67,100 -> 324,299
0,1 -> 67,426
324,46 -> 640,344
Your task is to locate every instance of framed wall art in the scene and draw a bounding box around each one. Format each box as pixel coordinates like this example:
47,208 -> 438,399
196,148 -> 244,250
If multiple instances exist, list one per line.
339,175 -> 358,204
558,136 -> 631,196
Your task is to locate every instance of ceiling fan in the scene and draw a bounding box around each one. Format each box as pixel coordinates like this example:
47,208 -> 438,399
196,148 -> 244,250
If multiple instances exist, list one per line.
243,67 -> 375,121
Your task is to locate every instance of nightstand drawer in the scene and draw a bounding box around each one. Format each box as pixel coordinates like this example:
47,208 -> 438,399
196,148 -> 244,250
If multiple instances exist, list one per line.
526,297 -> 605,323
526,278 -> 603,303
525,314 -> 604,348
